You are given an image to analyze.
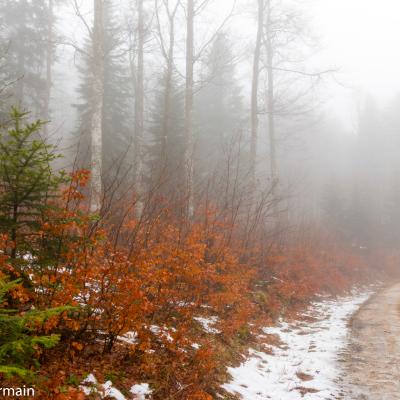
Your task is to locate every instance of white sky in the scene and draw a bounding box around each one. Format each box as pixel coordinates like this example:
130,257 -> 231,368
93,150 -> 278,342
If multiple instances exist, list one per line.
308,0 -> 400,127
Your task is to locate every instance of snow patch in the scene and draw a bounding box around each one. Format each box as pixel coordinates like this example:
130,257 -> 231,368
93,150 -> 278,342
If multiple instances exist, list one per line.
80,375 -> 152,399
150,325 -> 174,342
194,316 -> 220,333
222,290 -> 373,399
118,331 -> 138,345
131,383 -> 152,399
102,381 -> 126,400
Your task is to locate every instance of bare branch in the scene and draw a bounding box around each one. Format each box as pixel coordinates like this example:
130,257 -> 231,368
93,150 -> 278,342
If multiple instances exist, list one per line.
71,0 -> 92,37
194,0 -> 237,62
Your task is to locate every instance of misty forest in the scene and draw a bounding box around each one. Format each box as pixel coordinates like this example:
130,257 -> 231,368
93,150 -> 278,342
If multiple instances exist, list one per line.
1,0 -> 400,399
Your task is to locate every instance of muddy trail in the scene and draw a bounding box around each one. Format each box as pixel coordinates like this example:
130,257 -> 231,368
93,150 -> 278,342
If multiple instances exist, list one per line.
340,283 -> 400,399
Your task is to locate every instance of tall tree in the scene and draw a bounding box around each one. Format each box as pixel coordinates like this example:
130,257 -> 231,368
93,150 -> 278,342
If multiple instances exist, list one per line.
154,0 -> 180,169
133,0 -> 145,216
184,0 -> 195,217
194,33 -> 244,180
250,0 -> 264,191
265,0 -> 276,183
43,0 -> 55,137
89,0 -> 105,212
349,97 -> 382,247
147,75 -> 185,197
0,0 -> 50,115
75,0 -> 132,211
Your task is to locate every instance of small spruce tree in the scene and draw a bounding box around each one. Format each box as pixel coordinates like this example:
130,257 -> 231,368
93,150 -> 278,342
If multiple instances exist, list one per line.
0,107 -> 66,281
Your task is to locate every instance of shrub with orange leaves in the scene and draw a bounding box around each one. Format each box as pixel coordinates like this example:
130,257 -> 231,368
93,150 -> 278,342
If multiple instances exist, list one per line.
3,108 -> 400,399
2,166 -> 399,399
8,174 -> 254,397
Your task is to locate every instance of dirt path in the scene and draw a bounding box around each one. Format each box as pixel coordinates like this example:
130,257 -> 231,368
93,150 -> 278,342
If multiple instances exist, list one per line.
340,283 -> 400,399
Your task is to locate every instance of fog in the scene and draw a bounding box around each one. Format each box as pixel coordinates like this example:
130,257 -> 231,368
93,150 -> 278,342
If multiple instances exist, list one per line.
3,1 -> 400,397
1,0 -> 400,249
310,0 -> 400,126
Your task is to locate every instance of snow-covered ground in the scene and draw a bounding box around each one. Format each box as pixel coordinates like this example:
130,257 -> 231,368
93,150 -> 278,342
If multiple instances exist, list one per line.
222,290 -> 373,400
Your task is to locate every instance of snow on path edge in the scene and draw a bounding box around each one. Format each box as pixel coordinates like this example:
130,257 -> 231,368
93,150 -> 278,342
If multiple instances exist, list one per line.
222,289 -> 374,400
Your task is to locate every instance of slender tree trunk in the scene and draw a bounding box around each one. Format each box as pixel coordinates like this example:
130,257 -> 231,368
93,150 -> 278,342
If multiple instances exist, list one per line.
160,16 -> 175,165
250,0 -> 264,193
16,51 -> 25,104
90,0 -> 105,213
43,0 -> 54,137
134,0 -> 145,217
184,0 -> 195,217
265,0 -> 276,181
15,0 -> 27,104
265,0 -> 279,223
11,203 -> 18,260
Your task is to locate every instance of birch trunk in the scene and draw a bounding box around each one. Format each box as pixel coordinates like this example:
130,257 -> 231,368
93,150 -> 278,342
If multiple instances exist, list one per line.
134,0 -> 145,217
250,0 -> 264,193
160,12 -> 176,164
184,0 -> 195,217
90,0 -> 105,213
266,0 -> 276,181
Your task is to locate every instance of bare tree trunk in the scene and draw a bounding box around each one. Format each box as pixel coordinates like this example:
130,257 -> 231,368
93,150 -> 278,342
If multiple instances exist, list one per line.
43,0 -> 54,137
15,0 -> 27,104
161,69 -> 171,165
265,0 -> 276,181
90,0 -> 105,213
16,51 -> 25,104
134,0 -> 144,217
160,11 -> 176,164
184,0 -> 195,218
265,0 -> 279,224
250,0 -> 264,192
155,0 -> 180,187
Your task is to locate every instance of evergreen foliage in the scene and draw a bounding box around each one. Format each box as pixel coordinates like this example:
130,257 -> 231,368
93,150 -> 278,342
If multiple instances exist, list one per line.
194,33 -> 244,180
0,107 -> 66,278
147,73 -> 185,192
321,177 -> 346,234
74,0 -> 133,175
0,276 -> 68,380
0,0 -> 50,114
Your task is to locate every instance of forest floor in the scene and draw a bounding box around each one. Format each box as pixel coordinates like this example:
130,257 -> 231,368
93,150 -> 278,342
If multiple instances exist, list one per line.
73,282 -> 400,400
340,282 -> 400,399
